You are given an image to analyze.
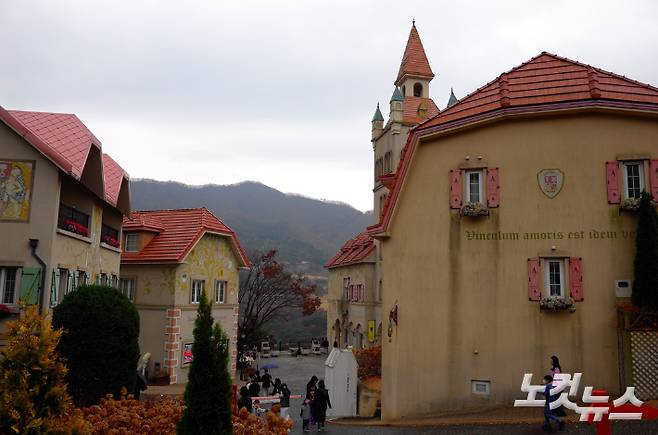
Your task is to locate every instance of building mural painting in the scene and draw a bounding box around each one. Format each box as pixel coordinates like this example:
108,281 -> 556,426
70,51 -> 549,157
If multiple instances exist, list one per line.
0,159 -> 34,222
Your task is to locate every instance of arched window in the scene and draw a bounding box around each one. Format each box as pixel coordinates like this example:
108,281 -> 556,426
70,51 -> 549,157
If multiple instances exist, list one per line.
413,82 -> 423,97
417,102 -> 428,118
402,86 -> 406,96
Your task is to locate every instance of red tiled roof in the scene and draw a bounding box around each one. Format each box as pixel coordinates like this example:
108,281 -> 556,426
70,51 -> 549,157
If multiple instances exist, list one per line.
395,23 -> 434,85
369,52 -> 658,237
325,230 -> 376,269
421,52 -> 658,130
123,213 -> 165,232
0,107 -> 129,211
102,153 -> 129,207
121,208 -> 250,267
7,110 -> 101,179
403,96 -> 439,125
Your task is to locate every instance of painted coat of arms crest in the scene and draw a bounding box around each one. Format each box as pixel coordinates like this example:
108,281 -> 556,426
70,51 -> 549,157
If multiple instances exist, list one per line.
537,169 -> 564,198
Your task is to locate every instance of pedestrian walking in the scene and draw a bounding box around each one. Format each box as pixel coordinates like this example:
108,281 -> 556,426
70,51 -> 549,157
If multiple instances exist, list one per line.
549,355 -> 567,418
237,386 -> 253,413
313,380 -> 332,432
272,377 -> 282,395
296,341 -> 302,359
540,375 -> 565,432
262,368 -> 272,395
300,397 -> 312,433
550,355 -> 562,383
306,375 -> 318,395
248,376 -> 261,398
279,383 -> 291,420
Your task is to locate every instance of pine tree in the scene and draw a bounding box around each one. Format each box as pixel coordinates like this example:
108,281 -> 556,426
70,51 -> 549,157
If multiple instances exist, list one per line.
632,191 -> 658,310
0,305 -> 88,434
178,291 -> 233,435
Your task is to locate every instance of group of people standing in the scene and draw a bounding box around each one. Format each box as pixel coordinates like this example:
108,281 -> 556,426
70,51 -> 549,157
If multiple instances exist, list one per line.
236,369 -> 333,432
237,368 -> 292,419
301,375 -> 332,432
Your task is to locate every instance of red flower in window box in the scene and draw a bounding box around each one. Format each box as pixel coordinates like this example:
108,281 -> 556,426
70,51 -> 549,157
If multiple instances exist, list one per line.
64,220 -> 89,237
0,304 -> 12,319
102,235 -> 120,248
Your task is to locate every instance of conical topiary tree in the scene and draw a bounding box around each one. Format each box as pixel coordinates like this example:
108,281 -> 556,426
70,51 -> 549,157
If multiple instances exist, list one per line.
178,290 -> 233,435
0,305 -> 88,434
632,191 -> 658,311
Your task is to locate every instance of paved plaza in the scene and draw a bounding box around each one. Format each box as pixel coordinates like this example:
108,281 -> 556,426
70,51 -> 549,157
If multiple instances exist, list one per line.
253,353 -> 658,434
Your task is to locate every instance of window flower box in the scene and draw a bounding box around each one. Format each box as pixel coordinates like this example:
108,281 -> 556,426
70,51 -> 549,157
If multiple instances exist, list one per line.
64,220 -> 89,237
620,197 -> 641,212
102,235 -> 120,248
460,202 -> 489,217
0,304 -> 13,319
539,297 -> 576,313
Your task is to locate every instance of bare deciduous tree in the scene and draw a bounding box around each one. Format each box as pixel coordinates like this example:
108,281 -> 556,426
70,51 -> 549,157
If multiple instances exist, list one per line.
238,250 -> 320,348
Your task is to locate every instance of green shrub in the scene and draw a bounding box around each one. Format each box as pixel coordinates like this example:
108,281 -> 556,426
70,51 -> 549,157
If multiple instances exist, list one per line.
178,290 -> 232,435
52,285 -> 140,406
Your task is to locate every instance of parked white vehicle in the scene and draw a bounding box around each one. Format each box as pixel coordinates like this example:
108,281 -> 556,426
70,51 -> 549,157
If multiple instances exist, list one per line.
261,341 -> 271,358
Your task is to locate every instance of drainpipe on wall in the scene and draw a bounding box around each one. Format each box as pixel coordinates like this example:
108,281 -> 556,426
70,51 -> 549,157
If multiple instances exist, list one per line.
29,238 -> 47,315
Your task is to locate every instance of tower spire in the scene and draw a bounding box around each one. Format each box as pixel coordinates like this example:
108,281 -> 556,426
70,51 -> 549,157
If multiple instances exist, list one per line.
447,88 -> 458,108
395,22 -> 434,86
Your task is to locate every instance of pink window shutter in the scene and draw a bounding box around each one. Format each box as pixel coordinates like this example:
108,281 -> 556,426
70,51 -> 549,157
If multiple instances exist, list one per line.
650,160 -> 658,202
361,284 -> 365,302
486,167 -> 500,208
450,169 -> 462,209
569,257 -> 584,302
527,258 -> 541,301
606,161 -> 621,204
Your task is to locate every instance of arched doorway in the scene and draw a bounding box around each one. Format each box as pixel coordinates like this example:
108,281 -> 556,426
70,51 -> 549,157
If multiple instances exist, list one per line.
332,319 -> 341,348
356,324 -> 363,349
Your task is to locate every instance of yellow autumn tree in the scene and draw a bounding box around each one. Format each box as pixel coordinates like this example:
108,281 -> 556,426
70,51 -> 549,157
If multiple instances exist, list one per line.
0,305 -> 89,434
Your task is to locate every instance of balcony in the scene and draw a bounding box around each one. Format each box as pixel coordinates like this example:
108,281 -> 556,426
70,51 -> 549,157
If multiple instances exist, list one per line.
57,203 -> 90,239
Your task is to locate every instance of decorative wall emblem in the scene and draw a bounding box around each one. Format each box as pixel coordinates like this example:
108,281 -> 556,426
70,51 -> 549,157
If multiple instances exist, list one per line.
0,159 -> 35,221
537,169 -> 564,198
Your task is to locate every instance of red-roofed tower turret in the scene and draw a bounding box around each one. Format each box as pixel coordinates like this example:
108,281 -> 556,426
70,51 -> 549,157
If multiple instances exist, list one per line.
396,21 -> 434,99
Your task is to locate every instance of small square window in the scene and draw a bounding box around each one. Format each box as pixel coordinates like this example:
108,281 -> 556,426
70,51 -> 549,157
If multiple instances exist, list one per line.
125,233 -> 139,252
544,259 -> 566,298
0,267 -> 18,305
465,170 -> 484,204
214,280 -> 227,303
191,280 -> 204,304
471,380 -> 491,395
119,278 -> 135,301
623,161 -> 644,200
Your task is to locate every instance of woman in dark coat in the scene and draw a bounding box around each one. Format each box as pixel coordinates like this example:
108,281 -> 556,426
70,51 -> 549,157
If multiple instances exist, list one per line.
313,380 -> 332,431
306,375 -> 318,395
237,386 -> 253,413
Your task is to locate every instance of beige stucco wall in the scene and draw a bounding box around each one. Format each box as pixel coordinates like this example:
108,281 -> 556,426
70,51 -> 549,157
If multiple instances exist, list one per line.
0,121 -> 60,339
326,260 -> 380,348
0,119 -> 124,335
52,183 -> 122,279
125,233 -> 241,384
381,111 -> 658,419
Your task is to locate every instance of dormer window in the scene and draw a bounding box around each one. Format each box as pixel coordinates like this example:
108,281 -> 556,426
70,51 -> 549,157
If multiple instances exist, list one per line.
125,233 -> 139,252
413,83 -> 423,97
402,85 -> 406,96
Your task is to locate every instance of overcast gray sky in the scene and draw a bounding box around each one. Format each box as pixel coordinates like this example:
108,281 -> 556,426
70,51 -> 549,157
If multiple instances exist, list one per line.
1,1 -> 657,211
